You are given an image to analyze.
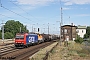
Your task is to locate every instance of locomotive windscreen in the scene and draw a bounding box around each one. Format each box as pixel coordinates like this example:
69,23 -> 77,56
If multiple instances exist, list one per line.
15,35 -> 24,40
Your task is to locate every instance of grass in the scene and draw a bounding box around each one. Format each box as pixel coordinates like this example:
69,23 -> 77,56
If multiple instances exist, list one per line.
47,41 -> 90,60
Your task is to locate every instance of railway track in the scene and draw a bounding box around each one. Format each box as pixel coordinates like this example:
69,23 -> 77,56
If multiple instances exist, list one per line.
0,45 -> 19,56
0,40 -> 57,60
16,42 -> 54,60
0,42 -> 14,46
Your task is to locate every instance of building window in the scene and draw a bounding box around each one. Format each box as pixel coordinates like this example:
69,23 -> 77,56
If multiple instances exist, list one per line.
78,35 -> 80,37
64,29 -> 67,33
82,30 -> 83,33
61,35 -> 63,37
62,30 -> 63,32
77,30 -> 79,33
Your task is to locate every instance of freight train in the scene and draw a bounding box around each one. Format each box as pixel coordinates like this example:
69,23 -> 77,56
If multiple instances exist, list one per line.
15,33 -> 58,48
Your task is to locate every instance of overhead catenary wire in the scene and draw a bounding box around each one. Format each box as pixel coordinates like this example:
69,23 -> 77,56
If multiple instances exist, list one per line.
0,6 -> 30,31
0,0 -> 58,33
9,0 -> 42,22
9,0 -> 62,26
10,0 -> 59,26
0,0 -> 40,33
0,0 -> 43,25
1,6 -> 32,21
0,0 -> 16,20
0,0 -> 34,22
9,0 -> 30,15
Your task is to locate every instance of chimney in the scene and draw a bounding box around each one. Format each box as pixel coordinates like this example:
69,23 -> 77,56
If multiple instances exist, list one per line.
71,23 -> 73,26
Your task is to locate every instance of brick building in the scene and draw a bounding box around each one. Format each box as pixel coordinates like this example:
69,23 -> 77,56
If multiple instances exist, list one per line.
61,24 -> 77,41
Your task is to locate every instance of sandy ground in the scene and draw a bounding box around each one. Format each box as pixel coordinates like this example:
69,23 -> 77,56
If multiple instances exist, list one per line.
0,39 -> 14,48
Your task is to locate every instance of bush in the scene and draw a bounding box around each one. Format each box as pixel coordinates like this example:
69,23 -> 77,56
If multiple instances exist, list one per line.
74,35 -> 83,44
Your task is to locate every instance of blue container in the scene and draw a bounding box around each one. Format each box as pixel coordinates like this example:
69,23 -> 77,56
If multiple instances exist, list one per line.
26,34 -> 38,45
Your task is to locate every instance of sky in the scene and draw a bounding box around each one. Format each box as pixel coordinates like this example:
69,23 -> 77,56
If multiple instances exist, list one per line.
0,0 -> 90,34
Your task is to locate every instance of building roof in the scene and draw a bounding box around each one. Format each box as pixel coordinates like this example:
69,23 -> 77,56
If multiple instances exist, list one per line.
61,25 -> 77,27
77,26 -> 86,29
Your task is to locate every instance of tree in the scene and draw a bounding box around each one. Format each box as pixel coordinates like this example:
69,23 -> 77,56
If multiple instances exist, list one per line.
86,26 -> 90,36
4,32 -> 14,39
84,34 -> 89,38
4,20 -> 29,38
84,26 -> 90,38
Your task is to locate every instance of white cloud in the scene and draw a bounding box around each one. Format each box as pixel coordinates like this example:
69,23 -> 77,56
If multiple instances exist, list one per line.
62,0 -> 90,5
16,0 -> 55,6
76,14 -> 90,17
62,7 -> 71,10
12,0 -> 90,6
80,8 -> 88,9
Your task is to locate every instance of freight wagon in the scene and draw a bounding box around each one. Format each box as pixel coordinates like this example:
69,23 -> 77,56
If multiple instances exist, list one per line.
41,34 -> 51,42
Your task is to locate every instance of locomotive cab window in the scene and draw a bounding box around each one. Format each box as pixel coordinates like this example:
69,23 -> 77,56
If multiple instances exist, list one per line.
15,35 -> 24,40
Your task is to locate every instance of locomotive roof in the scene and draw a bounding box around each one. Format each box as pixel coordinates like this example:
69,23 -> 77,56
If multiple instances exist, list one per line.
28,34 -> 37,35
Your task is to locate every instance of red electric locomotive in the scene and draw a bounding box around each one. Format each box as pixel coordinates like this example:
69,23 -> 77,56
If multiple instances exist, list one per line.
15,33 -> 28,47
